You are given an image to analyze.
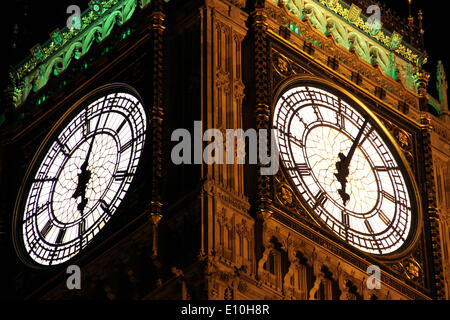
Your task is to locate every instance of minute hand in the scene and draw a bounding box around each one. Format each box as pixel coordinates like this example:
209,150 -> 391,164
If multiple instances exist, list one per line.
72,107 -> 105,214
342,119 -> 368,169
334,119 -> 369,205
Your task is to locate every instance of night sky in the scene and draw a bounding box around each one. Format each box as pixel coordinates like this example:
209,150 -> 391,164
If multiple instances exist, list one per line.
2,0 -> 448,102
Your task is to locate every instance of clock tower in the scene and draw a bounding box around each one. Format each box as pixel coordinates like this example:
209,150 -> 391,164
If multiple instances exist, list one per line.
0,0 -> 449,300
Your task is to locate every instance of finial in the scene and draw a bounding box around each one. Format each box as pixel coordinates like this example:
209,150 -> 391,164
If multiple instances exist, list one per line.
415,68 -> 430,111
418,9 -> 425,49
408,0 -> 413,25
437,61 -> 449,123
12,24 -> 19,49
418,9 -> 423,28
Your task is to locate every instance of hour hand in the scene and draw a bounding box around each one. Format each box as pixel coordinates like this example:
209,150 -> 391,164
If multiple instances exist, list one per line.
334,153 -> 350,206
72,135 -> 97,213
76,194 -> 89,214
72,159 -> 91,214
337,184 -> 350,206
334,119 -> 368,206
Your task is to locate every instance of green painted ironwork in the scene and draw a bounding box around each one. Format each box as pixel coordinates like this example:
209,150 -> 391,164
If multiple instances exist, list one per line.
274,0 -> 423,84
8,0 -> 165,109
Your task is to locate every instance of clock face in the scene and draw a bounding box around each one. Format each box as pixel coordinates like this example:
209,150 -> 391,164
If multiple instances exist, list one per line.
273,84 -> 417,256
14,87 -> 147,266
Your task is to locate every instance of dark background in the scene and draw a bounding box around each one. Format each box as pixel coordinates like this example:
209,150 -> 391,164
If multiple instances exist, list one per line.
1,0 -> 448,107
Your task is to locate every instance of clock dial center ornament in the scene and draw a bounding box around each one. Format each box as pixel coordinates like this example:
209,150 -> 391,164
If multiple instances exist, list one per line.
14,86 -> 147,267
273,83 -> 418,256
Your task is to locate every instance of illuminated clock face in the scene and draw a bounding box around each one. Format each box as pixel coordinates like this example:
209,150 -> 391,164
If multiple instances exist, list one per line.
273,85 -> 415,255
15,88 -> 147,266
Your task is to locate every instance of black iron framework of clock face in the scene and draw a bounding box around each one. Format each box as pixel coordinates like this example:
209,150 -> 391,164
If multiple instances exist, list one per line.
13,84 -> 147,267
273,80 -> 420,256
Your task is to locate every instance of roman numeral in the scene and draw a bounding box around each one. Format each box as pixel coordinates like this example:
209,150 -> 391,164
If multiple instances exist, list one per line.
114,170 -> 134,181
40,221 -> 53,238
288,135 -> 304,148
296,163 -> 311,176
100,200 -> 111,216
32,177 -> 57,183
336,110 -> 345,130
78,220 -> 86,237
313,190 -> 328,209
116,118 -> 128,133
56,138 -> 70,156
379,210 -> 391,226
120,139 -> 133,153
364,220 -> 374,234
339,114 -> 345,130
83,118 -> 91,136
374,166 -> 399,172
56,228 -> 66,244
287,163 -> 311,176
382,190 -> 396,203
359,126 -> 374,146
312,105 -> 323,122
341,211 -> 349,227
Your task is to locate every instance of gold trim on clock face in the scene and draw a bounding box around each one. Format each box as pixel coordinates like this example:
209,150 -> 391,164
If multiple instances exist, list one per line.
13,84 -> 147,267
273,78 -> 421,257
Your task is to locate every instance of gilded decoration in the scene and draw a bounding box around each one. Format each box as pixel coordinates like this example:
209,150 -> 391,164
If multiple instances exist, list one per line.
275,55 -> 292,76
395,129 -> 412,151
382,119 -> 416,174
347,4 -> 362,24
402,258 -> 423,281
387,242 -> 426,286
273,174 -> 312,223
271,50 -> 310,87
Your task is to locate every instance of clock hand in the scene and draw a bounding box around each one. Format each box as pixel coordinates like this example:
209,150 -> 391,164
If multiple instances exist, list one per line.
72,110 -> 103,214
334,119 -> 369,206
72,163 -> 91,214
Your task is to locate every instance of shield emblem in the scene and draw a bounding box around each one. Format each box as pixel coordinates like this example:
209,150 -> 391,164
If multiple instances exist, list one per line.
348,4 -> 362,24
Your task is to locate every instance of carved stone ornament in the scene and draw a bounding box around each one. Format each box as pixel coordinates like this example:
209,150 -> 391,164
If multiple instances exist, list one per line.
381,119 -> 415,172
273,52 -> 293,78
394,128 -> 413,152
401,257 -> 423,282
216,68 -> 231,90
273,175 -> 312,222
278,184 -> 294,206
